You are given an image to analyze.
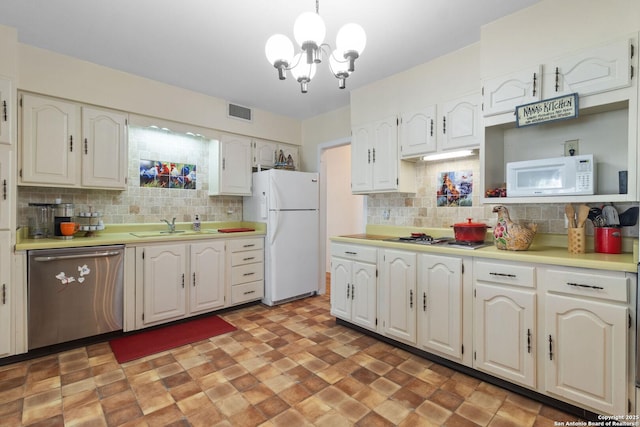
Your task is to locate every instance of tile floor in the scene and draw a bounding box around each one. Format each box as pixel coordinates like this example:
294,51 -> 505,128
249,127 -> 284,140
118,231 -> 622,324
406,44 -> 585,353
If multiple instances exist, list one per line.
0,294 -> 583,427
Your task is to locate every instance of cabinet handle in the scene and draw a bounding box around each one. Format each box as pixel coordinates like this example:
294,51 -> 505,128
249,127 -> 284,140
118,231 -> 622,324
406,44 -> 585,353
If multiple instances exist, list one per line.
423,292 -> 427,311
430,119 -> 434,137
548,335 -> 553,361
344,251 -> 357,255
347,283 -> 350,299
351,284 -> 355,300
442,116 -> 446,134
243,244 -> 255,248
2,100 -> 6,121
69,135 -> 73,152
181,273 -> 185,288
243,272 -> 255,277
566,282 -> 604,290
367,149 -> 371,164
243,257 -> 255,261
489,272 -> 516,278
409,289 -> 413,308
555,67 -> 560,92
192,272 -> 196,287
2,284 -> 5,305
2,179 -> 6,201
532,72 -> 537,96
527,328 -> 531,353
243,290 -> 256,295
222,158 -> 225,170
372,148 -> 376,163
84,138 -> 88,155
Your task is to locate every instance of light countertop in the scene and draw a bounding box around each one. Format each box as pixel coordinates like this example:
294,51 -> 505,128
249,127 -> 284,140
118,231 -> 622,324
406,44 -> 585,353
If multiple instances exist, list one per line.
15,221 -> 266,251
331,225 -> 638,273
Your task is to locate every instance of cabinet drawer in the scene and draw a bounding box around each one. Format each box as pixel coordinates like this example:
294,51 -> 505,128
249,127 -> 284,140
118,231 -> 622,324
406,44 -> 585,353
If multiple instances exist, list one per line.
331,243 -> 377,264
232,262 -> 264,285
475,260 -> 535,288
542,267 -> 629,303
231,249 -> 263,267
231,281 -> 264,304
229,238 -> 264,252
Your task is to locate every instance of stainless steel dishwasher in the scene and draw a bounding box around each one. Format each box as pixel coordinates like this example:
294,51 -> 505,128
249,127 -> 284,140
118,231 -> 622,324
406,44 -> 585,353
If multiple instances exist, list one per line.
28,245 -> 124,349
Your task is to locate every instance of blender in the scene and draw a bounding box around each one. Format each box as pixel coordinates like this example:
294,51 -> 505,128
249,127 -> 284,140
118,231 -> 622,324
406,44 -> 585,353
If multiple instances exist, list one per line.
27,203 -> 53,239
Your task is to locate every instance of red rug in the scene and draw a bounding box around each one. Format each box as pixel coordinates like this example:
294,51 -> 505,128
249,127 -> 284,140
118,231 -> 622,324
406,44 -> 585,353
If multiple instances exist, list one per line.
109,315 -> 236,363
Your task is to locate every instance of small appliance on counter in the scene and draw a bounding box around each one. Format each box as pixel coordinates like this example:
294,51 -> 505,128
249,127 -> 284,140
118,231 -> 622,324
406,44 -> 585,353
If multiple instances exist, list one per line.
27,203 -> 54,239
53,202 -> 75,239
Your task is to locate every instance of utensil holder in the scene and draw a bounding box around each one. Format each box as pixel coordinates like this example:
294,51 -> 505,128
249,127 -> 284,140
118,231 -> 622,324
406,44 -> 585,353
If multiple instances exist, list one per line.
568,228 -> 585,254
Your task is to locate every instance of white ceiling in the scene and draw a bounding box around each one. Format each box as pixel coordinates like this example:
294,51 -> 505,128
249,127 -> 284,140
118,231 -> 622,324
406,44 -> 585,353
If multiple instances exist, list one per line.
0,0 -> 540,120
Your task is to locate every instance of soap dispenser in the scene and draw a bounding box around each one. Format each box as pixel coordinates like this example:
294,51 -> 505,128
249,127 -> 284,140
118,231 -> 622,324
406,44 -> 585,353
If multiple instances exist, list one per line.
192,214 -> 201,232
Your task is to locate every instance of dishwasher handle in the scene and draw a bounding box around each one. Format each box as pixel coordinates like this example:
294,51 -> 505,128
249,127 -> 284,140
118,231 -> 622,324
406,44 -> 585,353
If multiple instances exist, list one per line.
33,250 -> 122,262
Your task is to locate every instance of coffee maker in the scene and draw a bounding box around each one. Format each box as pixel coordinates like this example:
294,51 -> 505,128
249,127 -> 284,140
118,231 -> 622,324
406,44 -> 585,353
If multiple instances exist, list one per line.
53,203 -> 74,239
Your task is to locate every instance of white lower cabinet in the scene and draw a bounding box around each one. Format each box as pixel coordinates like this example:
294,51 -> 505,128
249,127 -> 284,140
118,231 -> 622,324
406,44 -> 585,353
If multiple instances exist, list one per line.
137,240 -> 226,327
380,249 -> 417,345
417,254 -> 464,362
229,238 -> 264,305
330,243 -> 377,331
473,259 -> 537,388
0,230 -> 11,357
541,266 -> 631,415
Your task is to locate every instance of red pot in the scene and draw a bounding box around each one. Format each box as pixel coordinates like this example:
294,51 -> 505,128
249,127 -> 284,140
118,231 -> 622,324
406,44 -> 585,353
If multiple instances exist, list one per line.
452,218 -> 490,243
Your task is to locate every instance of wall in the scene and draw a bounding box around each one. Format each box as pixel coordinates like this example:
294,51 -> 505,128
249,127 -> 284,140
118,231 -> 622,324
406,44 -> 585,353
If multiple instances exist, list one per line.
301,105 -> 351,172
16,126 -> 243,226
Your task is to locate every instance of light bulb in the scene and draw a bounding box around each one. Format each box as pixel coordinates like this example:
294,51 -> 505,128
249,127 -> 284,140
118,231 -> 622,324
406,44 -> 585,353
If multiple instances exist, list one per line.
265,34 -> 294,65
293,12 -> 326,47
290,53 -> 317,81
336,23 -> 366,55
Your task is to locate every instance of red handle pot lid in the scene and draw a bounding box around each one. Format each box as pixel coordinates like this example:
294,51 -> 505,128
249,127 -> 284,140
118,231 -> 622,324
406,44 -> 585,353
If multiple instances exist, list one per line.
453,218 -> 489,228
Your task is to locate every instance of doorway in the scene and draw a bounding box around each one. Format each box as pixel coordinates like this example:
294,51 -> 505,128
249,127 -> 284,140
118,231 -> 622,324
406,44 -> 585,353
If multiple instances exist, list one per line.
318,142 -> 365,295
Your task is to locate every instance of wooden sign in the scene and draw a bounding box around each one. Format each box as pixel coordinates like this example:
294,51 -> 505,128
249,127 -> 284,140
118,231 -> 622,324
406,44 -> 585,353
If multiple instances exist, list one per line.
516,93 -> 578,127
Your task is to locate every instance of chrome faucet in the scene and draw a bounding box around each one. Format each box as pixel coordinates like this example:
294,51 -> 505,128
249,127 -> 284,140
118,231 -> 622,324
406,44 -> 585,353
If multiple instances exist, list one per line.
162,217 -> 176,233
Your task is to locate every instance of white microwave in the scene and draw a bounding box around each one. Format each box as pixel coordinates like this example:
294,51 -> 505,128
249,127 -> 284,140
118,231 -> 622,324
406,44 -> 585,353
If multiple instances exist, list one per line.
506,154 -> 595,197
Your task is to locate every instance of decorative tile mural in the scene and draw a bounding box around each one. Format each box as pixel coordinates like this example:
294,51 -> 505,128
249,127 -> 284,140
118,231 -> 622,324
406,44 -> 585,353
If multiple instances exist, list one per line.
437,170 -> 473,207
139,160 -> 197,189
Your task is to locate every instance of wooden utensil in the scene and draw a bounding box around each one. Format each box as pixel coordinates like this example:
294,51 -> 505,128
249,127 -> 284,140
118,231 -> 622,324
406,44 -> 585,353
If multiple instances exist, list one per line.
577,204 -> 590,228
565,204 -> 576,228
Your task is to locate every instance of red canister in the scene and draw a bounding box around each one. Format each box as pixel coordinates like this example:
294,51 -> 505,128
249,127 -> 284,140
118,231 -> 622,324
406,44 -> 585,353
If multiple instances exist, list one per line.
594,227 -> 622,254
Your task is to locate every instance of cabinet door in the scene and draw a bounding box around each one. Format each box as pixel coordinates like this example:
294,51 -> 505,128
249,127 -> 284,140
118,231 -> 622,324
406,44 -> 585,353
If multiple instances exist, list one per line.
418,254 -> 463,360
81,107 -> 128,189
253,139 -> 276,168
440,93 -> 480,150
381,250 -> 416,344
189,240 -> 225,315
330,257 -> 352,320
0,147 -> 11,230
482,66 -> 542,117
220,135 -> 252,195
399,107 -> 437,158
351,261 -> 377,331
372,117 -> 399,191
20,93 -> 80,186
553,37 -> 633,97
474,283 -> 536,388
0,230 -> 11,357
143,244 -> 187,324
0,78 -> 11,145
545,293 -> 627,415
351,124 -> 373,193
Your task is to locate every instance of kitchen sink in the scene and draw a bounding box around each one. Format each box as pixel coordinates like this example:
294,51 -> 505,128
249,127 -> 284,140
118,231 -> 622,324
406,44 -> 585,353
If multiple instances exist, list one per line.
129,229 -> 219,238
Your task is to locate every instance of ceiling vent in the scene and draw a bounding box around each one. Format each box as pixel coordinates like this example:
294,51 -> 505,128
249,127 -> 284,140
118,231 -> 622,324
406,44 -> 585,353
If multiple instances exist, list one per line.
227,103 -> 252,122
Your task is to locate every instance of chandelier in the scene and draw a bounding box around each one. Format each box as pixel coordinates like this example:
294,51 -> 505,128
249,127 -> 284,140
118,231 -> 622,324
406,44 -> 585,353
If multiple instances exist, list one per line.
265,0 -> 366,93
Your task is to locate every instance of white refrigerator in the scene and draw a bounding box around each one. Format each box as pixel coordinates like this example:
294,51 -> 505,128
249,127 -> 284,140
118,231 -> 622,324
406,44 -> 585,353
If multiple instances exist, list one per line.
243,169 -> 320,306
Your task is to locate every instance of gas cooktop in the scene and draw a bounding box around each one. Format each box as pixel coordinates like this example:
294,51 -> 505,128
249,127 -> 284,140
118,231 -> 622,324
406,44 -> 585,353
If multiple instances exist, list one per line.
384,234 -> 489,249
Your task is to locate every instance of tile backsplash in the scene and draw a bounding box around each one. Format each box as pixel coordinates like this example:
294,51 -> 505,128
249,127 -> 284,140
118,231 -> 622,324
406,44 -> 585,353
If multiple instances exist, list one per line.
367,154 -> 639,237
17,126 -> 243,226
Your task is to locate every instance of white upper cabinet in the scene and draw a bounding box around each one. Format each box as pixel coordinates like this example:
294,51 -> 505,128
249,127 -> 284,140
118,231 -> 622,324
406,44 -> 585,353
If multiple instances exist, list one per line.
81,107 -> 128,189
19,93 -> 128,189
209,133 -> 252,196
399,107 -> 437,157
0,78 -> 11,146
252,139 -> 276,169
482,66 -> 542,117
440,93 -> 481,151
